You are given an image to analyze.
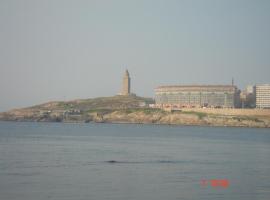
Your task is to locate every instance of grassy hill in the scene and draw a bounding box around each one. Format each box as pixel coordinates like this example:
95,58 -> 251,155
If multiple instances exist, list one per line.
0,95 -> 155,122
30,95 -> 154,111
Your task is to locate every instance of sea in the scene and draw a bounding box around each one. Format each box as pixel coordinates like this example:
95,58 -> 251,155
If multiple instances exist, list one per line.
0,121 -> 270,200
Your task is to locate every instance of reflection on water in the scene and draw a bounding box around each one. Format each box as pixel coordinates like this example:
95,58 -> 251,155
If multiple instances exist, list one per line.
0,122 -> 270,200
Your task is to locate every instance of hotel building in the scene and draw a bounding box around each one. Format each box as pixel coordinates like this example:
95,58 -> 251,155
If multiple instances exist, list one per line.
155,85 -> 240,108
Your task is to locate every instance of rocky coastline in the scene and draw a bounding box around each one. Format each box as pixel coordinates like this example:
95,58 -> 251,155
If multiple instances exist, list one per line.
0,96 -> 269,128
1,108 -> 270,128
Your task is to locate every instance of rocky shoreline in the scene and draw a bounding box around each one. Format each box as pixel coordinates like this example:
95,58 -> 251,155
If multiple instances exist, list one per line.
1,96 -> 269,128
1,108 -> 270,128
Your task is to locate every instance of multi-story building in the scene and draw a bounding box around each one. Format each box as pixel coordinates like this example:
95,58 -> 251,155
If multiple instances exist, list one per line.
246,85 -> 255,94
155,85 -> 240,108
256,84 -> 270,108
240,85 -> 256,108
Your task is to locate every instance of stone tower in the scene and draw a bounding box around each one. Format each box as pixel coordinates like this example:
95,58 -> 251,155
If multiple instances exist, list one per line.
122,70 -> 130,95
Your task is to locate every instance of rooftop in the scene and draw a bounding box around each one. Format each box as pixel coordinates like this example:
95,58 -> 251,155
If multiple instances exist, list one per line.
156,85 -> 236,89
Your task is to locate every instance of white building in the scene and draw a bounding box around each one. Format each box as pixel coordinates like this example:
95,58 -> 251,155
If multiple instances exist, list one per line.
246,85 -> 255,94
256,84 -> 270,108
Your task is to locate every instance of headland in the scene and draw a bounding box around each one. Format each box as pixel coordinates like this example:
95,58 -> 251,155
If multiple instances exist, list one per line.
0,95 -> 269,128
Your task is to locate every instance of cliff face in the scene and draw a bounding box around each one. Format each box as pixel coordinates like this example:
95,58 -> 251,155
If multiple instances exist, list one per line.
0,96 -> 270,128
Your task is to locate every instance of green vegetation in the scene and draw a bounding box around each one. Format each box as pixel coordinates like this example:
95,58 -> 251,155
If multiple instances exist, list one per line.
85,108 -> 164,115
57,102 -> 74,109
29,95 -> 154,112
86,109 -> 113,114
140,108 -> 164,114
72,95 -> 154,111
122,108 -> 165,114
181,111 -> 207,119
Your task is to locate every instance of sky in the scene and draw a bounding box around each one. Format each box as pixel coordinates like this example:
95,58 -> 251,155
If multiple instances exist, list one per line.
0,0 -> 270,111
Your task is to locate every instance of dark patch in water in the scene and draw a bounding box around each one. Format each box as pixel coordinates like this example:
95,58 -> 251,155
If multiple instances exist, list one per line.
104,160 -> 186,164
106,160 -> 117,163
105,160 -> 144,164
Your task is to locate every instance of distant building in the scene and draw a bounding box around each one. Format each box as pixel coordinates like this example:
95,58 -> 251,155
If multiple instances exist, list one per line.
121,70 -> 131,95
256,84 -> 270,108
155,85 -> 240,108
246,85 -> 255,94
240,85 -> 256,108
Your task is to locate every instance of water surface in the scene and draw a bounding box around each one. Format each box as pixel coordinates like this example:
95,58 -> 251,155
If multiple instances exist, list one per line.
0,122 -> 270,200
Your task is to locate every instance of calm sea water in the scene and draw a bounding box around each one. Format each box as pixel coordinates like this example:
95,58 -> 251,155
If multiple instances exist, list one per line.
0,121 -> 269,200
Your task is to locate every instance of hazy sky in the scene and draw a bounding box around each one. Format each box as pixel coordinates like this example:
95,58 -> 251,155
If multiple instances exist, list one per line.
1,0 -> 270,111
